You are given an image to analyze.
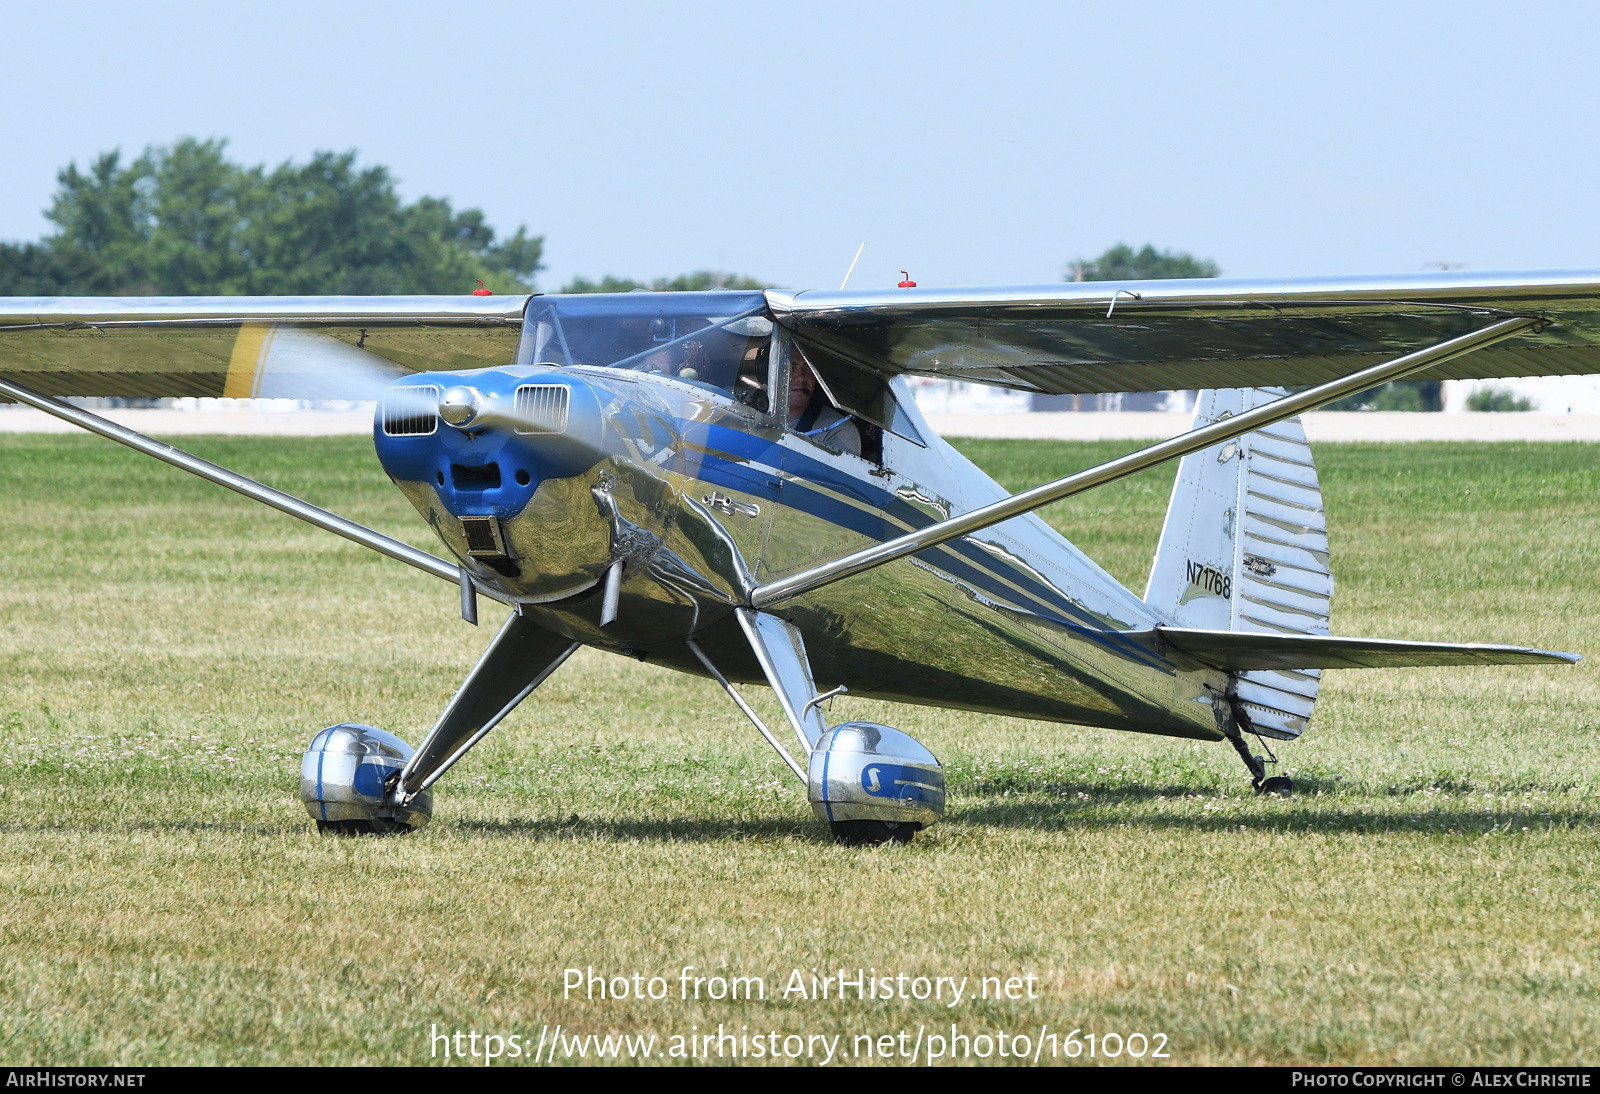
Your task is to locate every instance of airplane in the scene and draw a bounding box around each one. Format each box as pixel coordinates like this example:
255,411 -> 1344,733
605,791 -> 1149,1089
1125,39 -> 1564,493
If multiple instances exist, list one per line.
0,271 -> 1589,844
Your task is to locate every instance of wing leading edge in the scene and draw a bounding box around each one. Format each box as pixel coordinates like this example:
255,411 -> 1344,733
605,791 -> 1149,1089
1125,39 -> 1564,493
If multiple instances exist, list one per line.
1156,627 -> 1580,671
0,295 -> 531,400
767,270 -> 1600,395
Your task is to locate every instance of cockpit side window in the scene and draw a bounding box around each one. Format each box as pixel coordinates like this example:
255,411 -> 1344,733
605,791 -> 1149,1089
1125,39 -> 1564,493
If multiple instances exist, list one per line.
778,340 -> 884,464
786,338 -> 923,454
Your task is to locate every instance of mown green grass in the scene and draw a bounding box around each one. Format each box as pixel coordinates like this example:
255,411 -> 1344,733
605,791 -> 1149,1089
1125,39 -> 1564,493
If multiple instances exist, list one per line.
0,434 -> 1595,1066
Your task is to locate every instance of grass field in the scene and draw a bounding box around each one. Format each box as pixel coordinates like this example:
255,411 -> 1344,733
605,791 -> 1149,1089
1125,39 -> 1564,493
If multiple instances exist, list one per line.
0,434 -> 1595,1066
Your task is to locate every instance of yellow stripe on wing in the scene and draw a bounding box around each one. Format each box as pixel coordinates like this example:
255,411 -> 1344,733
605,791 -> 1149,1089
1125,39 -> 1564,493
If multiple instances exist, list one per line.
223,322 -> 278,399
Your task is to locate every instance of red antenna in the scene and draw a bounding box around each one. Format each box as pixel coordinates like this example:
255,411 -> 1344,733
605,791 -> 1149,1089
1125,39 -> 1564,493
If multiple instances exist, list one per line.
898,271 -> 916,288
472,279 -> 492,296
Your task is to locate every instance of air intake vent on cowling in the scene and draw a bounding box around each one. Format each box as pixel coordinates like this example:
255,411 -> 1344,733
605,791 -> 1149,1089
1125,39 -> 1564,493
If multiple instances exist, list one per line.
513,384 -> 569,435
460,516 -> 507,557
382,385 -> 441,436
451,463 -> 502,491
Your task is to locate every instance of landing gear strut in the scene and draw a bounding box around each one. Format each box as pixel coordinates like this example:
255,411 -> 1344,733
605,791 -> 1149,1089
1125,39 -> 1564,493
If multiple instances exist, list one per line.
1226,732 -> 1295,795
1219,698 -> 1296,796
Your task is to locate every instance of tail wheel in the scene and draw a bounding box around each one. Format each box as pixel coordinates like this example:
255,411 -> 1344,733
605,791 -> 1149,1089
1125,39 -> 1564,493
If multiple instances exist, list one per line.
1256,775 -> 1296,796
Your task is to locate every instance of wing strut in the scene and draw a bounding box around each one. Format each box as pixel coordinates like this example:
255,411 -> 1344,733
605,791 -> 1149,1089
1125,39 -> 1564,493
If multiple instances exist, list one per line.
749,314 -> 1538,608
0,375 -> 496,599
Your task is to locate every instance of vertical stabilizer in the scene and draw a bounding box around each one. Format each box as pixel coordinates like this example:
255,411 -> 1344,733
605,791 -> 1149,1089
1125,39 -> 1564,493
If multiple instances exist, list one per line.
1144,388 -> 1333,738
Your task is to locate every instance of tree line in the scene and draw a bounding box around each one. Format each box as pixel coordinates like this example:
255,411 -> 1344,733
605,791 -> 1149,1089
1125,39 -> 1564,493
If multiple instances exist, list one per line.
0,140 -> 542,297
0,140 -> 768,299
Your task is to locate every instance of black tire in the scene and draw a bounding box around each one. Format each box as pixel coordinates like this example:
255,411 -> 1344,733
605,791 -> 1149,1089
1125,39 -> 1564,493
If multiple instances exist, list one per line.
1257,775 -> 1296,796
830,819 -> 917,846
315,818 -> 409,836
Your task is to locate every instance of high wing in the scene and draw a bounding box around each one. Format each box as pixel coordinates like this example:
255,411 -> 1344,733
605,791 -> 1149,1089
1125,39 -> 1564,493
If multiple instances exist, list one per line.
9,272 -> 1600,401
766,270 -> 1600,394
0,295 -> 531,399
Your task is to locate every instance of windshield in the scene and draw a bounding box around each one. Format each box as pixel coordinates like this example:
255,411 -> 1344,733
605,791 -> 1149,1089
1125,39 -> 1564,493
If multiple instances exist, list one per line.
518,291 -> 773,410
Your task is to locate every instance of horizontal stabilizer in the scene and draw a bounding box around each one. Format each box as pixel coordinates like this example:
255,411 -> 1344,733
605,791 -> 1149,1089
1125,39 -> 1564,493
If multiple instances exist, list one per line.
1157,627 -> 1580,671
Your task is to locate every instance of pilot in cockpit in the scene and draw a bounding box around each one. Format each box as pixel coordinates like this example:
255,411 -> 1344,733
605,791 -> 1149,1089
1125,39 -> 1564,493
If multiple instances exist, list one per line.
787,352 -> 862,457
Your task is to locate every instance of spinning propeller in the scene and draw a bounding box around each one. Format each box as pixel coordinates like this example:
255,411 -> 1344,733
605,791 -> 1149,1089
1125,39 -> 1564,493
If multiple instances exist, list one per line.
233,325 -> 566,436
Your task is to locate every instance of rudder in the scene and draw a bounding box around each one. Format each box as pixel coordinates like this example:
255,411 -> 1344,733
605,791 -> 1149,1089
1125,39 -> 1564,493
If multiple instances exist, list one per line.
1144,388 -> 1333,739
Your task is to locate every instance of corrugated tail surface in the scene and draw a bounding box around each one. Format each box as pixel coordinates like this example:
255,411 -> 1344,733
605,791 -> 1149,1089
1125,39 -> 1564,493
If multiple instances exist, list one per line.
1144,388 -> 1333,739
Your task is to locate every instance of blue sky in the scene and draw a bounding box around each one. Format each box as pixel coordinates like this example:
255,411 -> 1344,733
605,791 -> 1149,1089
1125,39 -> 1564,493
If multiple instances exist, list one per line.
5,1 -> 1599,293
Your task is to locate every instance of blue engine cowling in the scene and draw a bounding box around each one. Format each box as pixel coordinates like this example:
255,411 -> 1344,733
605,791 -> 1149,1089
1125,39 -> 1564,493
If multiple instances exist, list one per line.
807,722 -> 945,828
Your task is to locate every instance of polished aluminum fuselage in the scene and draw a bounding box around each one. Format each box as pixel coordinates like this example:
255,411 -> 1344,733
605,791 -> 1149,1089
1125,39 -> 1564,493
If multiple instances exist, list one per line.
379,362 -> 1228,743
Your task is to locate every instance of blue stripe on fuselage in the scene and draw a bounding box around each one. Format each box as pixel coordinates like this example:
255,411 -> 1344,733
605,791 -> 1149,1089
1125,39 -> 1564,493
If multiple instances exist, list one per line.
687,422 -> 1168,673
